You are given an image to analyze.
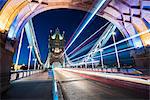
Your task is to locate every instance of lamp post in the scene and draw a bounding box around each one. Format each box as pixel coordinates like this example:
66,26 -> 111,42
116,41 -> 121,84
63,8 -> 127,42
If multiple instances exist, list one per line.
84,60 -> 87,68
38,64 -> 40,70
33,58 -> 37,70
98,41 -> 104,69
112,32 -> 120,70
91,58 -> 94,69
27,45 -> 32,70
100,49 -> 104,69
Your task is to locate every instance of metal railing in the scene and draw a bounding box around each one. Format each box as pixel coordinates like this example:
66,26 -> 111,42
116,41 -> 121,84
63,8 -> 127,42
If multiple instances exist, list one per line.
10,70 -> 43,81
67,68 -> 144,76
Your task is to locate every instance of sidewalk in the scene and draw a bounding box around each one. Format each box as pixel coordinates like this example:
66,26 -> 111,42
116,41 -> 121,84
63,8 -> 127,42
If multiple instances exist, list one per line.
2,71 -> 53,100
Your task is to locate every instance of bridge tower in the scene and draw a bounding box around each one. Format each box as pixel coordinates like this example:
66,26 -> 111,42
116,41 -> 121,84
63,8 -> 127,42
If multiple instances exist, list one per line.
48,28 -> 65,67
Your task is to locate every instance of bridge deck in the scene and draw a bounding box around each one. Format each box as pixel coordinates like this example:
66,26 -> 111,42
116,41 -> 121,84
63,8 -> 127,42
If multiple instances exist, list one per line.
2,71 -> 53,100
55,69 -> 149,100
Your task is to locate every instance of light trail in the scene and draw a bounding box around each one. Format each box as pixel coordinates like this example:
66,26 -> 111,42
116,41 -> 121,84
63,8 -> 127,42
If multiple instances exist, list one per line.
68,24 -> 115,60
85,24 -> 116,59
70,53 -> 87,62
67,23 -> 113,62
65,12 -> 88,48
93,46 -> 135,59
62,68 -> 150,85
95,29 -> 150,53
67,22 -> 110,57
69,39 -> 97,60
64,0 -> 107,53
71,46 -> 135,63
65,7 -> 92,49
69,29 -> 150,63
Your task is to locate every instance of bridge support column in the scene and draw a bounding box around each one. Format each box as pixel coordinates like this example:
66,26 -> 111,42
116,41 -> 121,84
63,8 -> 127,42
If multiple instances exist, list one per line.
0,33 -> 17,93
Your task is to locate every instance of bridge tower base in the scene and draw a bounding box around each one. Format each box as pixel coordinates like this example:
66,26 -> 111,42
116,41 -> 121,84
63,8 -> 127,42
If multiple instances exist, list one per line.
0,33 -> 17,93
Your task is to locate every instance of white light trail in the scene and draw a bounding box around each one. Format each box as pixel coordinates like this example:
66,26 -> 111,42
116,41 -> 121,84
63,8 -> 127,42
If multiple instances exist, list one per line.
64,0 -> 107,53
72,46 -> 135,65
62,68 -> 150,85
93,47 -> 135,59
68,23 -> 113,61
85,24 -> 116,61
69,29 -> 150,63
83,29 -> 150,58
67,22 -> 110,57
96,29 -> 150,53
69,39 -> 97,59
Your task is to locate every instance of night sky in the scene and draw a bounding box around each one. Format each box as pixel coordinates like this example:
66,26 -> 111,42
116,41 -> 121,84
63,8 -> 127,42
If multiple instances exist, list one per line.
13,9 -> 131,66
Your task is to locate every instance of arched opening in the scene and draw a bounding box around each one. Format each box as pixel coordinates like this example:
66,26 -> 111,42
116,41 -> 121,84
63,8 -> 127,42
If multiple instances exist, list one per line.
0,1 -> 149,98
12,8 -> 130,70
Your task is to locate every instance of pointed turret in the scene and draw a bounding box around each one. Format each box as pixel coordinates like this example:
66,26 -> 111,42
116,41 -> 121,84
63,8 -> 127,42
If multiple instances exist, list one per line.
48,28 -> 65,66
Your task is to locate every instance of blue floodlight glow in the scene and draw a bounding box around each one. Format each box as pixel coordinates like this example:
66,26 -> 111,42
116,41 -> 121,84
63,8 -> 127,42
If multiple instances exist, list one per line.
65,0 -> 107,52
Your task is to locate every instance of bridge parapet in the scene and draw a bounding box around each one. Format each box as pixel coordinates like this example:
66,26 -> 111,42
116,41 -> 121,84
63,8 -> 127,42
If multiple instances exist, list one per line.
10,70 -> 43,81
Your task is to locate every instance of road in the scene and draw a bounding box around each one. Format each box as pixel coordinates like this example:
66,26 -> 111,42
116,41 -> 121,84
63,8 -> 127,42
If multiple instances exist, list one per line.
55,68 -> 149,100
2,71 -> 53,100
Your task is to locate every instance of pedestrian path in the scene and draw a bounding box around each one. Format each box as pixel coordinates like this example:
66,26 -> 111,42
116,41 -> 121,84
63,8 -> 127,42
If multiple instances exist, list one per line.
2,71 -> 53,100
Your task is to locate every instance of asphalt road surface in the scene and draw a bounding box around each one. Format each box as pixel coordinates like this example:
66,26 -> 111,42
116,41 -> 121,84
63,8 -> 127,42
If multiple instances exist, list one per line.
1,71 -> 53,100
55,68 -> 149,100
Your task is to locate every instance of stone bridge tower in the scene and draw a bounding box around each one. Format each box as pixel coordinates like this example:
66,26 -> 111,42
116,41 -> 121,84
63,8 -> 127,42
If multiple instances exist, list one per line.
48,28 -> 65,67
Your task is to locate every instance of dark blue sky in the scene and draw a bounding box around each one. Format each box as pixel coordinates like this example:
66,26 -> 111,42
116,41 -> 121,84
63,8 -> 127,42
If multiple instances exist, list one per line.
13,9 -> 131,66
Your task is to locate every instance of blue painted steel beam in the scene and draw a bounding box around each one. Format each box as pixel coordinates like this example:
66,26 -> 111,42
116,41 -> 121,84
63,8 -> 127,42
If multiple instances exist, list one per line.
24,19 -> 42,65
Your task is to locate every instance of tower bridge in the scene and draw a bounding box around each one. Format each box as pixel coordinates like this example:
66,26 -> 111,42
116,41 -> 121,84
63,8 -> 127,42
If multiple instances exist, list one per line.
48,28 -> 65,66
0,0 -> 150,100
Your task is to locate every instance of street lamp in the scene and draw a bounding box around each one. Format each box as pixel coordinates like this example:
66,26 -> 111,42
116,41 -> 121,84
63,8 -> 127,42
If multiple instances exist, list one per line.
89,54 -> 94,68
112,32 -> 120,70
27,45 -> 32,70
91,58 -> 94,69
100,48 -> 104,69
84,60 -> 87,68
98,41 -> 104,69
33,58 -> 37,70
38,64 -> 40,70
